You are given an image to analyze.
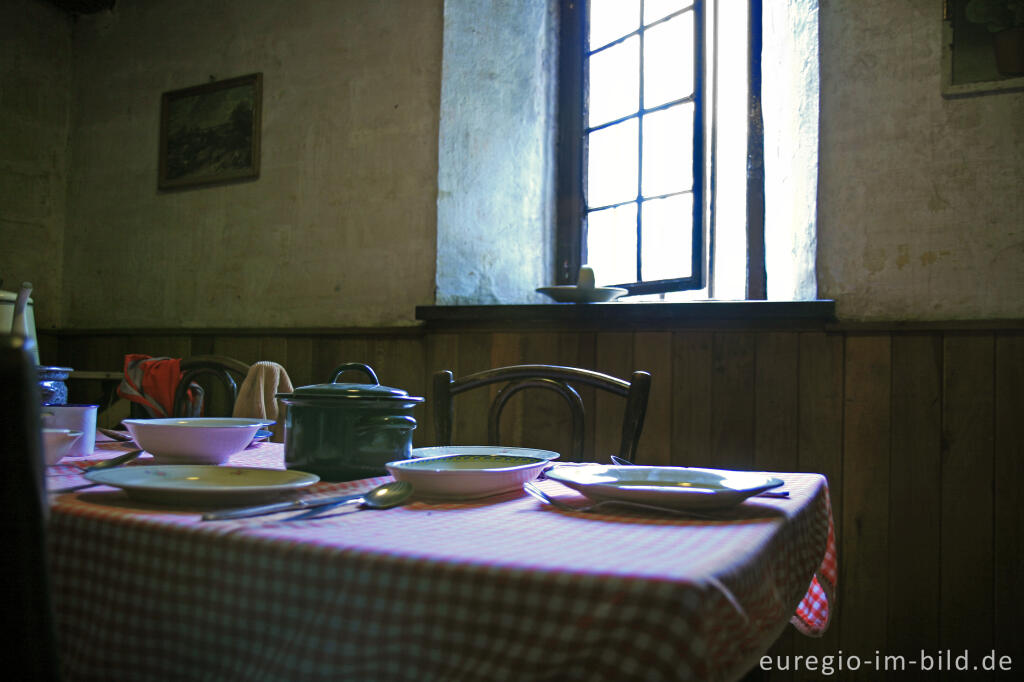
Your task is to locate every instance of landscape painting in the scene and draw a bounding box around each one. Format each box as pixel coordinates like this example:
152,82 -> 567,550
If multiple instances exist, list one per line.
158,73 -> 262,189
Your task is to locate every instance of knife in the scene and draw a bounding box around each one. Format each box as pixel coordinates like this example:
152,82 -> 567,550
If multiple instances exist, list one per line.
202,492 -> 367,521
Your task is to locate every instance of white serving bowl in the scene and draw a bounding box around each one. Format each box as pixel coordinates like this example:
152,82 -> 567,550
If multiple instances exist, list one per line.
122,418 -> 270,465
386,453 -> 549,500
42,428 -> 83,465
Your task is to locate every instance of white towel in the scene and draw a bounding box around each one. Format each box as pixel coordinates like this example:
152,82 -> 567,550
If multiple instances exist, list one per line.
231,361 -> 294,442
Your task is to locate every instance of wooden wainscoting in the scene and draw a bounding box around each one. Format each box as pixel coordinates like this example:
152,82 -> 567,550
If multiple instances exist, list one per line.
50,323 -> 1024,679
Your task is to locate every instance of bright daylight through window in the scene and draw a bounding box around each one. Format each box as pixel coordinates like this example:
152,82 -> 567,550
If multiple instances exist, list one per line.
558,0 -> 761,300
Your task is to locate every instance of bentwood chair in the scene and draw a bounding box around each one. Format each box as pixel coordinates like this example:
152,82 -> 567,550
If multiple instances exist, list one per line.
1,335 -> 61,680
172,355 -> 251,417
432,364 -> 651,463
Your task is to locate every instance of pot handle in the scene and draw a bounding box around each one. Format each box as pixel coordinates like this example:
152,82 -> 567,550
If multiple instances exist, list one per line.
355,415 -> 417,432
330,362 -> 380,386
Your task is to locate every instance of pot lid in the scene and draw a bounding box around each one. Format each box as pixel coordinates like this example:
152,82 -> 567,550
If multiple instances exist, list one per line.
281,362 -> 424,402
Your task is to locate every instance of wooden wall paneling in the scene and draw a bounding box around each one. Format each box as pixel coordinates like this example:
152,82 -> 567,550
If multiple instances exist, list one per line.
520,332 -> 580,460
211,335 -> 261,365
994,333 -> 1024,665
37,332 -> 59,367
710,332 -> 756,470
445,332 -> 492,446
788,332 -> 844,678
370,335 -> 427,447
670,332 -> 713,467
312,336 -> 371,384
593,332 -> 635,463
886,333 -> 942,658
838,333 -> 891,669
753,332 -> 800,680
488,332 -> 527,448
754,332 -> 800,473
128,334 -> 192,360
62,333 -> 128,372
256,335 -> 290,368
189,334 -> 214,356
284,336 -> 315,388
633,331 -> 673,465
574,332 -> 598,459
940,333 -> 994,655
423,332 -> 460,447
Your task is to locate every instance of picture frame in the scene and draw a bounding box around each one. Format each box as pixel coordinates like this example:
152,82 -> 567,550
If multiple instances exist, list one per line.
942,0 -> 1024,98
158,73 -> 262,190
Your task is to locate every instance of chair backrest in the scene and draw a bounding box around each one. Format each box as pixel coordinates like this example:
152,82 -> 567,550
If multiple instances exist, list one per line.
0,335 -> 61,680
172,355 -> 251,417
432,364 -> 651,462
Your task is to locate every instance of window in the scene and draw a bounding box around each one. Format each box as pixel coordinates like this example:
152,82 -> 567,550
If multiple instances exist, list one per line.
557,0 -> 768,299
433,0 -> 816,306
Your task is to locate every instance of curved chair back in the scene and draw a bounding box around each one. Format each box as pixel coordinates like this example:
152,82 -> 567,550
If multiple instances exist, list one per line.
433,364 -> 651,463
173,355 -> 251,417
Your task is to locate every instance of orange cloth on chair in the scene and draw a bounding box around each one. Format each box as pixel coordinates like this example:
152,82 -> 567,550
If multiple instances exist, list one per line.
231,361 -> 294,442
117,354 -> 199,418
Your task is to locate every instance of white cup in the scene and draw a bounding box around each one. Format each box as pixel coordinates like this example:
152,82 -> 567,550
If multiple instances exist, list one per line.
42,404 -> 98,456
577,265 -> 596,289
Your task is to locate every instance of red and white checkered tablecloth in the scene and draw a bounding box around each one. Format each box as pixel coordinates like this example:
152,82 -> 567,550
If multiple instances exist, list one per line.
46,442 -> 836,682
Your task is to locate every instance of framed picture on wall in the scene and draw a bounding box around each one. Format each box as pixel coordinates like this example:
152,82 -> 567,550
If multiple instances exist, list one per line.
158,73 -> 262,190
942,0 -> 1024,97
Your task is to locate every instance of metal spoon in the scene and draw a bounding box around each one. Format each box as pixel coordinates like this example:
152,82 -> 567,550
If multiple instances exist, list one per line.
282,480 -> 413,521
51,449 -> 144,493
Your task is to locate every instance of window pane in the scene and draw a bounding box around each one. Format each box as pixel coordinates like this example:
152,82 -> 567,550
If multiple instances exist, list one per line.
589,0 -> 639,50
641,194 -> 693,281
644,0 -> 693,25
712,0 -> 749,299
588,36 -> 639,127
644,11 -> 695,107
641,103 -> 693,198
587,118 -> 638,208
586,203 -> 638,285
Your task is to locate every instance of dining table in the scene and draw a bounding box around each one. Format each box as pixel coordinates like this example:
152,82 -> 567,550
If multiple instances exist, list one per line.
45,439 -> 836,682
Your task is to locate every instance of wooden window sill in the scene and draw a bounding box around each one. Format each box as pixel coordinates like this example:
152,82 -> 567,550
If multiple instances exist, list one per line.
415,300 -> 837,331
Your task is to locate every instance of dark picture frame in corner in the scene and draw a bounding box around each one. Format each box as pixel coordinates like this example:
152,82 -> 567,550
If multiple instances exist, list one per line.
158,73 -> 262,190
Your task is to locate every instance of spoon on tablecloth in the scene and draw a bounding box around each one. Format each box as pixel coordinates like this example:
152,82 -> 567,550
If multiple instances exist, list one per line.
51,449 -> 144,493
608,455 -> 790,498
282,480 -> 413,521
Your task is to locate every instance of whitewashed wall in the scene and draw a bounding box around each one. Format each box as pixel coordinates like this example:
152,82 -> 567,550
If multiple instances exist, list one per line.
817,0 -> 1024,320
2,0 -> 1022,326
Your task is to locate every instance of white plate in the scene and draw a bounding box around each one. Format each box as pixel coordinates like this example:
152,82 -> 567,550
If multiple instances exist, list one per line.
544,465 -> 784,510
83,465 -> 319,506
536,285 -> 628,303
387,453 -> 549,500
411,446 -> 560,461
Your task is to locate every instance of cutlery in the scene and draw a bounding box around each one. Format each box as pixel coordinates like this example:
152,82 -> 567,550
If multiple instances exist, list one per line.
606,456 -> 789,498
523,481 -> 715,518
98,427 -> 134,443
202,480 -> 412,521
51,449 -> 144,493
203,491 -> 370,521
282,480 -> 413,521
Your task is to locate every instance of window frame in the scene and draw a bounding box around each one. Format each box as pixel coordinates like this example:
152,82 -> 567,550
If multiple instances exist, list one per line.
556,0 -> 766,299
556,0 -> 707,295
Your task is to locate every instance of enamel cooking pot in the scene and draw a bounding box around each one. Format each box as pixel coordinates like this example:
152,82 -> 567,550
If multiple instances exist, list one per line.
276,362 -> 424,481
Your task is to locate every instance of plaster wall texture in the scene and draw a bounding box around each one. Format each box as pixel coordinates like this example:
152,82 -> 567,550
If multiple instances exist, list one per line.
817,0 -> 1024,320
61,0 -> 442,329
435,0 -> 557,305
6,0 -> 1023,327
0,0 -> 72,329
